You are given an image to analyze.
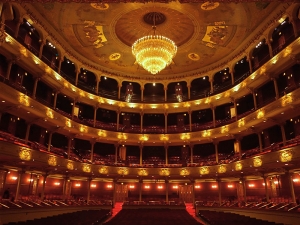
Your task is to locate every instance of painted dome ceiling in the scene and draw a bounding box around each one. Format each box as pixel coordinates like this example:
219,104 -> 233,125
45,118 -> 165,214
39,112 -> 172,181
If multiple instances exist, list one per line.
25,1 -> 286,78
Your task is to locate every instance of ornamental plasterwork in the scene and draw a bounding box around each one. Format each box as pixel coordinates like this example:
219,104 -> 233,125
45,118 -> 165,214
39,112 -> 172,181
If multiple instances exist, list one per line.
279,150 -> 293,162
218,165 -> 227,173
138,169 -> 148,176
235,161 -> 243,171
159,168 -> 170,176
19,148 -> 31,161
66,161 -> 74,170
99,166 -> 108,174
48,155 -> 57,166
199,166 -> 209,175
180,168 -> 190,176
118,167 -> 129,175
253,157 -> 262,167
82,164 -> 91,173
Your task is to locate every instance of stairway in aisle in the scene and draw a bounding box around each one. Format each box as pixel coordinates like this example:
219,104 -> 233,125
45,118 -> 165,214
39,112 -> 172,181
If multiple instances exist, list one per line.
104,202 -> 123,223
185,203 -> 205,224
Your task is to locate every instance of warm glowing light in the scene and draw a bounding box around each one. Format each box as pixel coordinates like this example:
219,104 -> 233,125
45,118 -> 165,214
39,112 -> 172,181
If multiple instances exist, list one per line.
132,32 -> 177,74
11,176 -> 18,180
107,184 -> 113,188
157,185 -> 163,189
75,183 -> 81,187
173,185 -> 178,189
129,185 -> 135,189
195,185 -> 201,189
91,184 -> 97,188
144,185 -> 150,189
227,184 -> 234,188
54,182 -> 60,186
274,181 -> 279,184
212,185 -> 217,189
293,179 -> 299,183
248,184 -> 255,187
28,179 -> 33,182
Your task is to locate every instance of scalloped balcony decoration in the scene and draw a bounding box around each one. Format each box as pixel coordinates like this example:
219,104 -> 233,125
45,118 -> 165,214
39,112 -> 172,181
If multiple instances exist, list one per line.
180,168 -> 190,176
218,165 -> 227,173
99,166 -> 108,174
82,164 -> 91,173
221,125 -> 228,134
138,169 -> 148,176
235,162 -> 243,171
19,148 -> 31,161
180,133 -> 190,140
238,118 -> 245,128
66,161 -> 74,170
279,150 -> 293,162
46,109 -> 54,119
281,93 -> 293,107
253,157 -> 262,167
118,167 -> 129,175
257,110 -> 264,119
48,155 -> 57,166
19,94 -> 30,106
79,125 -> 87,133
159,168 -> 170,176
199,166 -> 209,175
202,130 -> 211,137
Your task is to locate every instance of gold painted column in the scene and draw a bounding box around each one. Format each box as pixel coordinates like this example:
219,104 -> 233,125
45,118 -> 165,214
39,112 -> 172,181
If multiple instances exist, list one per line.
211,106 -> 216,127
112,179 -> 117,207
280,124 -> 287,146
32,78 -> 39,99
116,110 -> 120,131
288,172 -> 296,203
47,132 -> 53,152
272,77 -> 279,100
165,145 -> 168,165
0,170 -> 8,197
257,132 -> 263,152
164,112 -> 168,133
24,123 -> 31,144
218,179 -> 222,206
15,170 -> 24,201
139,145 -> 143,166
139,179 -> 142,201
188,110 -> 192,132
251,89 -> 257,110
38,40 -> 46,59
14,19 -> 22,38
5,60 -> 13,80
95,78 -> 100,94
115,144 -> 119,164
140,112 -> 144,133
93,106 -> 97,127
241,178 -> 247,203
90,141 -> 95,162
118,84 -> 122,100
87,178 -> 92,202
235,138 -> 242,159
191,180 -> 195,207
164,87 -> 167,102
53,91 -> 58,108
266,40 -> 273,58
67,137 -> 72,159
263,176 -> 270,202
187,84 -> 191,100
165,180 -> 169,203
230,70 -> 235,85
141,86 -> 144,102
209,77 -> 214,93
75,69 -> 80,86
214,141 -> 219,164
190,144 -> 194,164
41,174 -> 48,200
57,58 -> 63,74
72,98 -> 77,120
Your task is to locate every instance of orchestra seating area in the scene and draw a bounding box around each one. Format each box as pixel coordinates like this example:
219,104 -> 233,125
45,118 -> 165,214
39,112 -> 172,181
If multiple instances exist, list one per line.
103,209 -> 201,225
3,209 -> 110,225
198,210 -> 285,225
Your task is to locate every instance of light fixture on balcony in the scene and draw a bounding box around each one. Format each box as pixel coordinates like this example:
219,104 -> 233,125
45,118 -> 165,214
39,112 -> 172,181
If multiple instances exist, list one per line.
132,12 -> 177,75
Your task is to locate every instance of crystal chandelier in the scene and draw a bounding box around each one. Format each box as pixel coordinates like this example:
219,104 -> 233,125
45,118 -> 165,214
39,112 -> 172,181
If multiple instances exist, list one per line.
132,18 -> 177,75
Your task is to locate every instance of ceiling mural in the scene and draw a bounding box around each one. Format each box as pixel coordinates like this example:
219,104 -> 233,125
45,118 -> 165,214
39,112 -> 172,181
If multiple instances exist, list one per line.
25,1 -> 284,77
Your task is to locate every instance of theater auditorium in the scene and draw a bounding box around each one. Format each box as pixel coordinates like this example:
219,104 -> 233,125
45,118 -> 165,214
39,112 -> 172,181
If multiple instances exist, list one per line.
0,1 -> 300,224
